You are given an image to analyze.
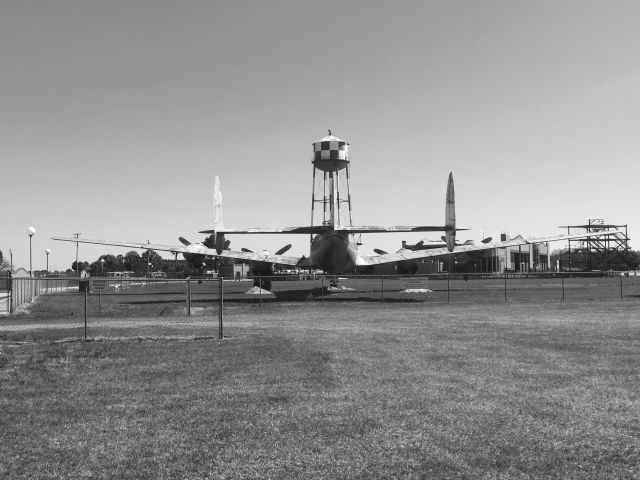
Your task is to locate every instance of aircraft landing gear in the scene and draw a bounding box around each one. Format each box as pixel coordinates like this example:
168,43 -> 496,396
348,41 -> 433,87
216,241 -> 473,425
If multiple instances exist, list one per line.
254,277 -> 272,292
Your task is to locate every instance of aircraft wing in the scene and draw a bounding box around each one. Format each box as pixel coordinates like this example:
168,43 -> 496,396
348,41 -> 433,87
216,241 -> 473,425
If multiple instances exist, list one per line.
53,236 -> 306,266
51,237 -> 202,255
216,249 -> 306,267
359,229 -> 619,266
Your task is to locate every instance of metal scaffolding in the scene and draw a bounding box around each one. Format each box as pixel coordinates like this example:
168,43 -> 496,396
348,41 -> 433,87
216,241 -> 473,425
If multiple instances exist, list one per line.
559,219 -> 631,271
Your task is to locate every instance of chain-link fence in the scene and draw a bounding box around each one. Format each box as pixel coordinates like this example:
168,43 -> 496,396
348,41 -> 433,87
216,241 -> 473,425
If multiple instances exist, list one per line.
1,277 -> 73,316
1,273 -> 639,341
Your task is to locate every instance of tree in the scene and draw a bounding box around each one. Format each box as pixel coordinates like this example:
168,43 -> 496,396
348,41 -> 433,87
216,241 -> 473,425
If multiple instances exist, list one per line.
0,250 -> 9,272
124,251 -> 142,271
141,249 -> 164,273
71,260 -> 90,274
97,254 -> 118,273
115,254 -> 126,271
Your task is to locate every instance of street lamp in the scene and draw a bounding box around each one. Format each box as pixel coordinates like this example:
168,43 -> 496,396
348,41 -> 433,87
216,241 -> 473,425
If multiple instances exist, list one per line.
100,258 -> 105,276
26,226 -> 36,277
45,249 -> 51,274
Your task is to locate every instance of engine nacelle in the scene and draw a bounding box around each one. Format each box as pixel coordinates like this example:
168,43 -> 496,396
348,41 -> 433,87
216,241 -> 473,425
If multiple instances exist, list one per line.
182,252 -> 207,268
396,261 -> 418,275
249,262 -> 273,277
215,233 -> 226,254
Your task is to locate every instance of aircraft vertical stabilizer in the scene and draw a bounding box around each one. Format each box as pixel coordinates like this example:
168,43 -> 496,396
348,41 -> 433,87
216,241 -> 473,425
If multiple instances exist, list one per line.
213,176 -> 225,253
444,172 -> 456,251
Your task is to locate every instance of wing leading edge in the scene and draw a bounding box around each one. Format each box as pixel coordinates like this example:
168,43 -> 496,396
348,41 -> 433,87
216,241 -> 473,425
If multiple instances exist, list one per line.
51,237 -> 199,254
52,236 -> 306,267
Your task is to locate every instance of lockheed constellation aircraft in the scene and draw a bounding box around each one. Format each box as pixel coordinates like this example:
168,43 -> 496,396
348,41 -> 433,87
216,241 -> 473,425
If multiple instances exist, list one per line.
54,173 -> 616,288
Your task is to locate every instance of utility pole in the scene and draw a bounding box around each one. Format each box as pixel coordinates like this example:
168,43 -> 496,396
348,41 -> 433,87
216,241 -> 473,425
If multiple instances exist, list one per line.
74,233 -> 81,276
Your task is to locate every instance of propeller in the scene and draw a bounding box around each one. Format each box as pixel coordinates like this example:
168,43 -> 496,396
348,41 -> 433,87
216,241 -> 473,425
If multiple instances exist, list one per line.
177,237 -> 208,269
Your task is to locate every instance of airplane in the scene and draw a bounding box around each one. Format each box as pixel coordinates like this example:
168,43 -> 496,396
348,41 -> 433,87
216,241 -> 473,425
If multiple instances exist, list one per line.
53,156 -> 618,289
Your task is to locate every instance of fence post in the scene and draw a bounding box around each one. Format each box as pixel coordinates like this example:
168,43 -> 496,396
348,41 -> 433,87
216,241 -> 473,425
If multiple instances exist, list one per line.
620,275 -> 623,300
504,275 -> 507,302
218,276 -> 224,339
84,287 -> 88,341
187,280 -> 191,315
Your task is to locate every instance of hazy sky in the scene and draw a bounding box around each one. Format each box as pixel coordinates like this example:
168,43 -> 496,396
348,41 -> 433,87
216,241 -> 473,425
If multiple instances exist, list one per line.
2,1 -> 639,271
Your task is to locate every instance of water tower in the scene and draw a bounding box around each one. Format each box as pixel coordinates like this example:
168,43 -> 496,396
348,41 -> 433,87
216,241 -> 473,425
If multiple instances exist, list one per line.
310,131 -> 353,230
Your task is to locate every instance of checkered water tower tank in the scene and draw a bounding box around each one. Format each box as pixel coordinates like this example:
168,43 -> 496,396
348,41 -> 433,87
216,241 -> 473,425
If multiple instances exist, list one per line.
312,133 -> 349,172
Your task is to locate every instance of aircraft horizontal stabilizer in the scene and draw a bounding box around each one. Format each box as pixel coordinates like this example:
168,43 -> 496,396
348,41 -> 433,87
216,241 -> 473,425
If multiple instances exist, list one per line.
336,225 -> 454,233
199,226 -> 332,235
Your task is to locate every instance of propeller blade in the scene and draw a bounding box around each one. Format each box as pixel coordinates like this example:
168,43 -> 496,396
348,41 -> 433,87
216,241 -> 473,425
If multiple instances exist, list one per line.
179,237 -> 191,246
374,248 -> 388,255
241,247 -> 254,253
275,244 -> 292,255
481,237 -> 492,244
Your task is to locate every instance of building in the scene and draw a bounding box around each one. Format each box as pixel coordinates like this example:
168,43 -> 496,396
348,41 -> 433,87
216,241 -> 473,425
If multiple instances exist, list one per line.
401,233 -> 551,274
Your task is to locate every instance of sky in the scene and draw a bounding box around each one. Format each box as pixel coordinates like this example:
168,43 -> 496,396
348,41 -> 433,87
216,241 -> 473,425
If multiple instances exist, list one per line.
2,0 -> 639,272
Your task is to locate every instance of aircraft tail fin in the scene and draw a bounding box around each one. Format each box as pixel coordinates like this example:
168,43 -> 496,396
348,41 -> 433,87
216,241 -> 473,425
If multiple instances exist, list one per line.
213,176 -> 225,253
444,172 -> 456,252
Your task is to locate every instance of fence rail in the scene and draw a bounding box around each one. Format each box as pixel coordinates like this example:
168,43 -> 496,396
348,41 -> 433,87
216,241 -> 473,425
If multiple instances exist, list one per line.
1,273 -> 639,341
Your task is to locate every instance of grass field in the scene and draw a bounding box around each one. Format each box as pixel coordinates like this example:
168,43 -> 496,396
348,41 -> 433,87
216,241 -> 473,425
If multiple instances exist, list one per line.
1,301 -> 639,478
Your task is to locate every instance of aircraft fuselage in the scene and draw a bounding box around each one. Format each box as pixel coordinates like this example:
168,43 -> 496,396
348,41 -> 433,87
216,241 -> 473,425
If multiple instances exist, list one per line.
310,230 -> 359,274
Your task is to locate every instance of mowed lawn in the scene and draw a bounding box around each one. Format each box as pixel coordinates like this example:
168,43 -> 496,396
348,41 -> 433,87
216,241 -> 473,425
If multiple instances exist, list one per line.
1,302 -> 639,479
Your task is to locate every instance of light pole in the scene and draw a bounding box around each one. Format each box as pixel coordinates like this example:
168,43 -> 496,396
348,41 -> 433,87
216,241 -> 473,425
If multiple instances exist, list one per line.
26,227 -> 36,277
100,258 -> 105,276
45,249 -> 51,274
